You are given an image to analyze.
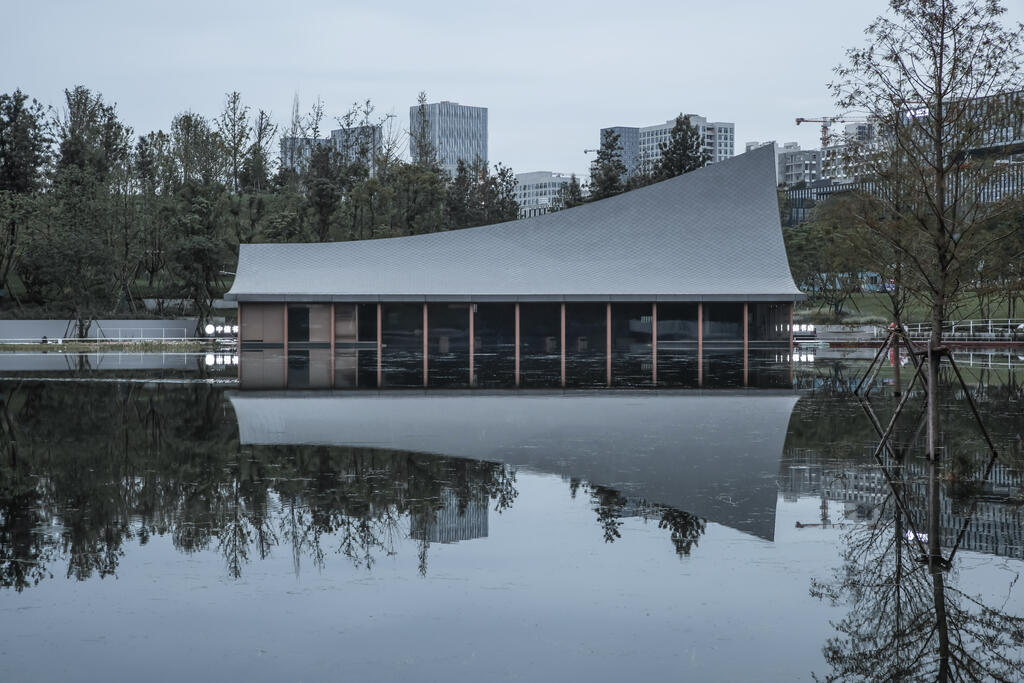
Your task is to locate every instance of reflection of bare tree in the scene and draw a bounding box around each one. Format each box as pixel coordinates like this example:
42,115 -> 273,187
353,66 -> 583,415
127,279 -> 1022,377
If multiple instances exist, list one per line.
812,457 -> 1024,681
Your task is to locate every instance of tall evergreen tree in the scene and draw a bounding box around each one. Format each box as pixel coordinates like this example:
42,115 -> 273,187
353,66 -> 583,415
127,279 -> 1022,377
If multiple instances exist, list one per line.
0,89 -> 49,193
588,129 -> 626,201
653,115 -> 709,181
0,89 -> 50,300
410,91 -> 437,168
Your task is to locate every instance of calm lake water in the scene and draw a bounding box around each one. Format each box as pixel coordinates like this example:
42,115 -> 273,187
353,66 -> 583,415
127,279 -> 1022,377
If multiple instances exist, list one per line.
1,352 -> 1022,681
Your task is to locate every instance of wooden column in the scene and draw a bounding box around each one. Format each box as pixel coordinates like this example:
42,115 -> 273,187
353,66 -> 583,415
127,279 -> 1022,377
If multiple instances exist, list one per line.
469,303 -> 475,387
376,303 -> 382,388
329,302 -> 336,389
743,302 -> 749,387
788,302 -> 794,356
651,302 -> 658,386
423,303 -> 429,388
560,303 -> 566,388
789,302 -> 795,386
697,302 -> 703,388
282,304 -> 289,387
514,303 -> 520,387
606,302 -> 612,387
235,305 -> 241,385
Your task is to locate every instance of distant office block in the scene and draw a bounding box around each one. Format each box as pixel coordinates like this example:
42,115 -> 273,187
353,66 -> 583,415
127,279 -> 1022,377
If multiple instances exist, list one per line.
331,124 -> 383,174
279,136 -> 331,173
746,141 -> 820,187
779,148 -> 821,186
409,100 -> 488,177
600,114 -> 735,178
514,171 -> 578,218
410,489 -> 489,544
279,124 -> 383,174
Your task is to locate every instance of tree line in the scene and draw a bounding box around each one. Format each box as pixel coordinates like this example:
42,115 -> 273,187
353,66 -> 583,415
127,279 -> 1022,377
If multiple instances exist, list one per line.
0,87 -> 519,333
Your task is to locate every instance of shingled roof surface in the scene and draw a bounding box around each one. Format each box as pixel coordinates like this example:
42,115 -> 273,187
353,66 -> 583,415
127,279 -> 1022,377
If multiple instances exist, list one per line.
225,144 -> 803,302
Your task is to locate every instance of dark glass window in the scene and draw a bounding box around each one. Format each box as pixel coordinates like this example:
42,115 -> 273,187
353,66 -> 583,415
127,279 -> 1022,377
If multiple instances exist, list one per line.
288,306 -> 310,343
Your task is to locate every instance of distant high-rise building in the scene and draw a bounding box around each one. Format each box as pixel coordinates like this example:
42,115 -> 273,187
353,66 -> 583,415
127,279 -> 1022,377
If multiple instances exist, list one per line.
746,141 -> 814,186
778,147 -> 821,186
330,124 -> 383,174
279,124 -> 383,174
601,126 -> 642,176
745,140 -> 776,154
279,136 -> 331,172
409,100 -> 488,177
410,489 -> 488,544
600,114 -> 735,178
514,171 -> 579,218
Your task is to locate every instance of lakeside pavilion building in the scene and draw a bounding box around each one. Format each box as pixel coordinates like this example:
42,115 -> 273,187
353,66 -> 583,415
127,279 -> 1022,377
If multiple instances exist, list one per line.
225,144 -> 805,390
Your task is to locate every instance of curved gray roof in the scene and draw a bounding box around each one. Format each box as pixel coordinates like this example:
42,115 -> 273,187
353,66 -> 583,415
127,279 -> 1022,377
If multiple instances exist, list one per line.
225,145 -> 803,302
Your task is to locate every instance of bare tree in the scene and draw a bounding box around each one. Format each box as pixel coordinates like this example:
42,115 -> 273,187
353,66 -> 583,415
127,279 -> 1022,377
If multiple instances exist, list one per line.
832,0 -> 1024,455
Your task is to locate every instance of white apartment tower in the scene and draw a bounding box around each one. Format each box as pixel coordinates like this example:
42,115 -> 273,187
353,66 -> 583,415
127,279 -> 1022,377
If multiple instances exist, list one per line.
409,101 -> 488,177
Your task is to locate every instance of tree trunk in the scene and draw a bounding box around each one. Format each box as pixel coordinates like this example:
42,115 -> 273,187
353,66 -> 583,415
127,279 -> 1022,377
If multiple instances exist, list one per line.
928,295 -> 943,464
929,457 -> 951,681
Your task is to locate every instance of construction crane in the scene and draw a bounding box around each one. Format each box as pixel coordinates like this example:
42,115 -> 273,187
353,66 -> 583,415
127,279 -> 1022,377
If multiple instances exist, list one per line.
795,116 -> 870,148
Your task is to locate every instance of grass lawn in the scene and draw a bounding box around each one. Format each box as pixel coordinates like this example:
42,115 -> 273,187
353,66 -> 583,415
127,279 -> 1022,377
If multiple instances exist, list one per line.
797,292 -> 1021,325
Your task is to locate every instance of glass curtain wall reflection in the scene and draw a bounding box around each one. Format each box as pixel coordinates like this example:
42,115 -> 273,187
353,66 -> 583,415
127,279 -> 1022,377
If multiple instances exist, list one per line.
564,303 -> 608,387
519,303 -> 561,388
474,303 -> 516,387
655,302 -> 699,387
427,303 -> 471,388
381,303 -> 424,387
610,303 -> 653,387
238,301 -> 796,390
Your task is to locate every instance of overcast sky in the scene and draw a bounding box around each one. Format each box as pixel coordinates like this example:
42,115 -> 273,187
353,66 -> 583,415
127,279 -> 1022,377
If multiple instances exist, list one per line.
5,0 -> 1023,178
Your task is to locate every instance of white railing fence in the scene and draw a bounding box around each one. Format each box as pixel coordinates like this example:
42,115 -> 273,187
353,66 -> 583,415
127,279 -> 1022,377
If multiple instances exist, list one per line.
901,319 -> 1024,341
0,326 -> 193,344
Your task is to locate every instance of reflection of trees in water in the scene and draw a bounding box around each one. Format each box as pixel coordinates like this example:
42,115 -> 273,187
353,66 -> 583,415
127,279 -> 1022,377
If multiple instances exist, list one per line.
582,483 -> 706,558
793,358 -> 1024,680
0,381 -> 524,585
812,453 -> 1024,681
0,381 -> 706,587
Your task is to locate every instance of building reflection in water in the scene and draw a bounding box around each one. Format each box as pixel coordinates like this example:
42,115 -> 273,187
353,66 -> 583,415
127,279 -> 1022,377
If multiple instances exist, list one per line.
229,390 -> 798,541
780,380 -> 1024,680
240,347 -> 795,390
410,489 -> 488,544
805,457 -> 1024,680
0,380 -> 796,588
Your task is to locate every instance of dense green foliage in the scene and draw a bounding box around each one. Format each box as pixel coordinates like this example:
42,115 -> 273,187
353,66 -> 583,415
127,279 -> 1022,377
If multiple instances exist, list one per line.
0,87 -> 521,330
587,129 -> 627,201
